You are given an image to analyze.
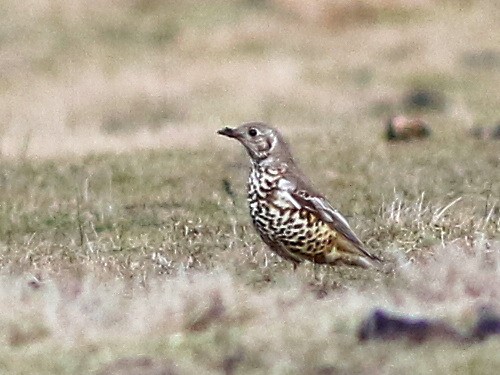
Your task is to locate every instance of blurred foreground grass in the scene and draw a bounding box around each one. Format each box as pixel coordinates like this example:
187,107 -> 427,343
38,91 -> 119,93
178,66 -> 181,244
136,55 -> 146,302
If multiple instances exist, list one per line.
0,0 -> 499,374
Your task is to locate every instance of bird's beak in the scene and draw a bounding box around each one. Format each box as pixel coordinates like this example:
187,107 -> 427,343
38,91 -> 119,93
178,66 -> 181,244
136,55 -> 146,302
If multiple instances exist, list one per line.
217,127 -> 238,138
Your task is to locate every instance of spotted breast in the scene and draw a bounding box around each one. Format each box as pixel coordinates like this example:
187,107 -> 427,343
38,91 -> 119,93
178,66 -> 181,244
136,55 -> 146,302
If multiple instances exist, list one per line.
247,162 -> 339,266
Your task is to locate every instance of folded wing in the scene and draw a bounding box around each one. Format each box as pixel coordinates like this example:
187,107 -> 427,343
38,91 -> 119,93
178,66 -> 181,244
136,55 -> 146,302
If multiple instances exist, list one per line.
287,185 -> 381,262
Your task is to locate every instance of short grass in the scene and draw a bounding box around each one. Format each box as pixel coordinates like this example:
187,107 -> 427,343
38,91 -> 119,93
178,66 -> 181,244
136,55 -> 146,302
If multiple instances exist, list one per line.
0,0 -> 499,374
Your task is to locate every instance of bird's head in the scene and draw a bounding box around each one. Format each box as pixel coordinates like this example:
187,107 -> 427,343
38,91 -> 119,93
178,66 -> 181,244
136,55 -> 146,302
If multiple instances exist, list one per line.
217,122 -> 292,165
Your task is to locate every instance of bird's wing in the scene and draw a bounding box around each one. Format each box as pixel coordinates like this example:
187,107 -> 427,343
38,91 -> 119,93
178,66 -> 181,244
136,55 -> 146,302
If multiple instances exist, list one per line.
290,189 -> 380,261
291,189 -> 360,243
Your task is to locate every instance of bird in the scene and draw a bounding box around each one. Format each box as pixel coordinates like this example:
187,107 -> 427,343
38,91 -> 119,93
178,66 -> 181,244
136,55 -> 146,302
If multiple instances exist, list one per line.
217,122 -> 381,270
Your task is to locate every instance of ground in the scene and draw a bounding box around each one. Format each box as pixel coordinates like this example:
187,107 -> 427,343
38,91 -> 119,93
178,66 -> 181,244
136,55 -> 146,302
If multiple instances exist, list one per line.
0,0 -> 499,374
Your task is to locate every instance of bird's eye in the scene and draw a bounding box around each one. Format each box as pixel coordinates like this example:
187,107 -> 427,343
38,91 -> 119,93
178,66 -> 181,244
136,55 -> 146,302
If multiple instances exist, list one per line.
248,128 -> 258,137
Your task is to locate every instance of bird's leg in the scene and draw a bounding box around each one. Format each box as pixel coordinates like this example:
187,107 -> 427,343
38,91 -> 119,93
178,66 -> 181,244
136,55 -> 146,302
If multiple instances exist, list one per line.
313,263 -> 321,282
324,264 -> 333,282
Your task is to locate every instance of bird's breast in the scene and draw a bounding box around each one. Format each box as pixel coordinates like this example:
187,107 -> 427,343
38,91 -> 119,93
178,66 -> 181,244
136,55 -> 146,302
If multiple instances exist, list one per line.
247,166 -> 281,200
246,165 -> 340,258
247,170 -> 340,259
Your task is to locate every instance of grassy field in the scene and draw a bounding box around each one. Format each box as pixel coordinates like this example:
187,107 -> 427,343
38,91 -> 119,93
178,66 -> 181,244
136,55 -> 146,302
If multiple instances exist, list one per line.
0,0 -> 499,374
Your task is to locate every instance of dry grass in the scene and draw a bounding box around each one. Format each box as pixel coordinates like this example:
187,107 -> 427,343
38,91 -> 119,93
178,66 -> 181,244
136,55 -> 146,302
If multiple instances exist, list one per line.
0,0 -> 499,373
1,242 -> 499,374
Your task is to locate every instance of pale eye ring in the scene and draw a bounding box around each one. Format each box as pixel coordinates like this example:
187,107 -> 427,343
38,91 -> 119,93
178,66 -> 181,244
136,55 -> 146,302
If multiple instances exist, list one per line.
248,128 -> 258,137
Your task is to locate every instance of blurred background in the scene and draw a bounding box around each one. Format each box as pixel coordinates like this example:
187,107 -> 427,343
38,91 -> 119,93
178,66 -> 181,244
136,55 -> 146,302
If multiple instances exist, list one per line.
0,0 -> 498,158
0,4 -> 499,372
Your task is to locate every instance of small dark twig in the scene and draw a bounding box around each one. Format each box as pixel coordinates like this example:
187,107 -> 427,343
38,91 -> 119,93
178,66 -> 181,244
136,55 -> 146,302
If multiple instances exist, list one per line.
222,178 -> 237,206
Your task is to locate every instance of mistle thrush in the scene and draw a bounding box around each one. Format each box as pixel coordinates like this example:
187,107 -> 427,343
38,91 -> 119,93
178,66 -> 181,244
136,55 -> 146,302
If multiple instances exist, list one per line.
218,122 -> 381,269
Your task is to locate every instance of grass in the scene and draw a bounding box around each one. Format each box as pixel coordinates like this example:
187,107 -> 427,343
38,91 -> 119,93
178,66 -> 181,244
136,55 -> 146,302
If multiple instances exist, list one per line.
0,0 -> 499,374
